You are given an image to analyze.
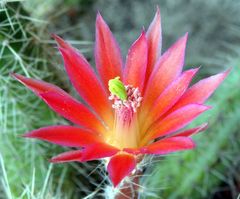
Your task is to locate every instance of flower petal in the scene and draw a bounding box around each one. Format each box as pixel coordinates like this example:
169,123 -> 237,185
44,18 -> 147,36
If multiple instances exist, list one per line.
95,13 -> 123,89
50,150 -> 83,163
142,33 -> 188,111
81,142 -> 119,161
172,123 -> 208,137
141,104 -> 210,145
51,33 -> 71,49
123,32 -> 148,92
145,6 -> 162,83
12,73 -> 104,132
40,92 -> 105,133
140,137 -> 196,155
50,143 -> 119,163
11,73 -> 65,96
53,35 -> 113,127
23,125 -> 102,147
170,70 -> 229,112
141,68 -> 199,132
107,153 -> 136,187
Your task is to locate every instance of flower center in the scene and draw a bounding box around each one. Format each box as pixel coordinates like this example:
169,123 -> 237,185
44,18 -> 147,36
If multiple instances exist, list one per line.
108,77 -> 142,149
109,85 -> 142,113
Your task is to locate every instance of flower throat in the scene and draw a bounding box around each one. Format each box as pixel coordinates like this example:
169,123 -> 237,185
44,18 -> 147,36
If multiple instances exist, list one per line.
108,77 -> 142,148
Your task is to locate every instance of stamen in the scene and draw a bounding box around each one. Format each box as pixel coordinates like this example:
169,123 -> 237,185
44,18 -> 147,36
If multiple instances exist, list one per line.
109,85 -> 142,113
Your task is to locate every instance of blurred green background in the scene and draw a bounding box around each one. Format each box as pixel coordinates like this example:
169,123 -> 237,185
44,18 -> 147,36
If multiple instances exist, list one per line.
0,0 -> 239,198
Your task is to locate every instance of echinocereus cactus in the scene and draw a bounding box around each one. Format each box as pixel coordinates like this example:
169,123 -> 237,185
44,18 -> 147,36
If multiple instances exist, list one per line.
12,7 -> 228,198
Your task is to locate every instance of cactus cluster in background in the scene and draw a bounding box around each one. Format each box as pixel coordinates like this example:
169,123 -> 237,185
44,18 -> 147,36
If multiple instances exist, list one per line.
1,0 -> 240,198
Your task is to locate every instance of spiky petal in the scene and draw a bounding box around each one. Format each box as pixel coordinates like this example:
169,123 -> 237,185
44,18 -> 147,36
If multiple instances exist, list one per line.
53,35 -> 113,127
124,32 -> 148,92
23,125 -> 101,147
140,136 -> 196,155
95,13 -> 123,89
145,6 -> 162,83
142,33 -> 188,112
11,74 -> 104,133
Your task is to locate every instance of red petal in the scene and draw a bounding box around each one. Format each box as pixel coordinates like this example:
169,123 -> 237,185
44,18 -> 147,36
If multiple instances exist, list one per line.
142,33 -> 188,111
50,150 -> 83,163
107,153 -> 136,187
95,13 -> 123,89
140,137 -> 196,155
11,73 -> 65,96
173,123 -> 208,137
143,68 -> 199,130
53,36 -> 113,127
12,74 -> 103,132
40,92 -> 105,133
23,125 -> 102,147
50,143 -> 119,163
170,70 -> 229,112
141,104 -> 210,145
145,6 -> 162,83
51,34 -> 71,49
81,142 -> 119,161
123,32 -> 148,92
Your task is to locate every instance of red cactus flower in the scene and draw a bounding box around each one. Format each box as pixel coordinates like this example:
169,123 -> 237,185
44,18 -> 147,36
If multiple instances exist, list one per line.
12,8 -> 228,187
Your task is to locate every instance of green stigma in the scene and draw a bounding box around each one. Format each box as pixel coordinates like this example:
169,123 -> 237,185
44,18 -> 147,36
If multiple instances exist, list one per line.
108,77 -> 127,100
